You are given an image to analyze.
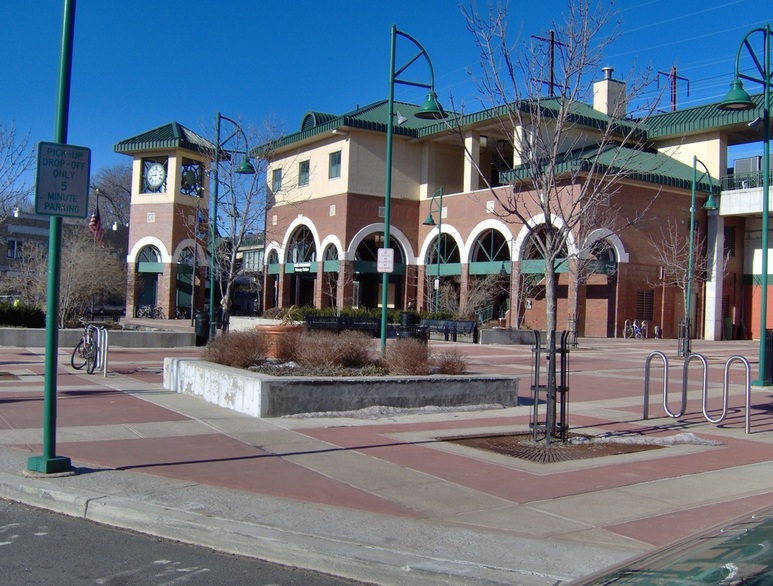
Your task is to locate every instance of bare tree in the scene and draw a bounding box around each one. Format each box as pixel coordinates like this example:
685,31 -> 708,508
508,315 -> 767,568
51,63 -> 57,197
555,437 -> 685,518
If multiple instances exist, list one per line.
205,119 -> 294,325
90,162 -> 132,227
7,226 -> 126,325
0,122 -> 35,221
647,218 -> 726,324
459,0 -> 661,345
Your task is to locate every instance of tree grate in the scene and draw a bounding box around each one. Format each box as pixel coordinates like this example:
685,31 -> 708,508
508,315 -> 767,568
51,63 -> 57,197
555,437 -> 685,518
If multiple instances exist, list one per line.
443,432 -> 662,464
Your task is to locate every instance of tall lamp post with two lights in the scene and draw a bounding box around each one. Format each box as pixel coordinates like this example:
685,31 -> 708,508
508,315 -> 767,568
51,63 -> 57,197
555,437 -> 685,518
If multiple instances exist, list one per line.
683,156 -> 718,357
718,24 -> 772,385
380,24 -> 447,356
209,112 -> 256,340
422,187 -> 444,313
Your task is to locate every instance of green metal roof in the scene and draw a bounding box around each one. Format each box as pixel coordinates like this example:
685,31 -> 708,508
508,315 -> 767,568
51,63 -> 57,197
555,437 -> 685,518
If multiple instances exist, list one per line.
644,93 -> 765,138
256,95 -> 644,155
114,122 -> 214,154
418,97 -> 640,139
501,145 -> 718,192
253,100 -> 453,155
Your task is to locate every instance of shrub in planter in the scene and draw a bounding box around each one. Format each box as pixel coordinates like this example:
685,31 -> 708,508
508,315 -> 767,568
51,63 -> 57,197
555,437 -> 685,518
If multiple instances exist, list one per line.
0,302 -> 45,328
297,330 -> 375,368
385,338 -> 430,375
205,330 -> 270,369
432,349 -> 468,375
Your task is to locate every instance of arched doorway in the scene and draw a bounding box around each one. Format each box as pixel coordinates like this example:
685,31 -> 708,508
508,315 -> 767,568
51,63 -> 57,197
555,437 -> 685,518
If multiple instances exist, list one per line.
175,246 -> 195,318
135,245 -> 163,315
468,228 -> 511,320
518,225 -> 569,330
265,249 -> 279,311
285,225 -> 317,307
425,232 -> 461,313
582,238 -> 618,337
354,235 -> 406,310
322,244 -> 339,309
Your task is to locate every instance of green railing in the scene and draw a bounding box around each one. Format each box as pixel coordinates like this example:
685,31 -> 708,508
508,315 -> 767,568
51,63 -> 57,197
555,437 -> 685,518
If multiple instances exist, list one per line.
476,304 -> 494,324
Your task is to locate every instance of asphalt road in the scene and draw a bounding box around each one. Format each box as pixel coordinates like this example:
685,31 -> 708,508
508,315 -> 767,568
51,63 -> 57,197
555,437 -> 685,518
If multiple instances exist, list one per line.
0,500 -> 370,585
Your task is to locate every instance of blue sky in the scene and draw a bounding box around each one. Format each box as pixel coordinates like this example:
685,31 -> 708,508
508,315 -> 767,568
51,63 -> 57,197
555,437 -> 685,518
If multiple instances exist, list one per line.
1,0 -> 772,177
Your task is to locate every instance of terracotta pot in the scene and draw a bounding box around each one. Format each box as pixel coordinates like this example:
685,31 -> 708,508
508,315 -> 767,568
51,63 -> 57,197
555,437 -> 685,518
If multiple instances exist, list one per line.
255,324 -> 304,359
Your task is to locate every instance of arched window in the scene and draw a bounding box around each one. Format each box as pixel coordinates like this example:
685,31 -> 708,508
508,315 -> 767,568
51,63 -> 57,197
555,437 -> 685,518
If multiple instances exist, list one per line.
286,226 -> 316,263
471,229 -> 510,263
426,233 -> 460,266
137,245 -> 161,265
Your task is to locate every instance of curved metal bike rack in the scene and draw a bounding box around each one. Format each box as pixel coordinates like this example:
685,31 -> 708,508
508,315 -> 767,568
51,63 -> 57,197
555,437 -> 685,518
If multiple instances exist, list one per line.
643,351 -> 668,420
679,353 -> 708,419
644,352 -> 753,434
720,355 -> 751,434
96,326 -> 109,377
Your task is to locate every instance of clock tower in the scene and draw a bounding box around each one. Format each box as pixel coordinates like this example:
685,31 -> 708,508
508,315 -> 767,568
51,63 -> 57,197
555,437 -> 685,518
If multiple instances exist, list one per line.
114,122 -> 212,320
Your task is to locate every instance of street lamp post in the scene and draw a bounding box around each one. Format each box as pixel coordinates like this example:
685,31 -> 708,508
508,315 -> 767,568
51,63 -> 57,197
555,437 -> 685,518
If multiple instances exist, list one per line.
684,156 -> 719,356
422,187 -> 444,313
209,112 -> 256,340
380,24 -> 447,356
718,24 -> 772,385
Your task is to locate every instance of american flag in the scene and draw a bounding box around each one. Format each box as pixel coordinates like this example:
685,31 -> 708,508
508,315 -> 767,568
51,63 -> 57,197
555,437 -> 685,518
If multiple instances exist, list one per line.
88,205 -> 104,246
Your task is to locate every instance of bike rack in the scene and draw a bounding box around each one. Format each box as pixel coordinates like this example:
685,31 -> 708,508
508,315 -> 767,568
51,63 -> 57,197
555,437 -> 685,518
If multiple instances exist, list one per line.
680,353 -> 708,418
643,351 -> 669,420
717,355 -> 751,434
96,326 -> 109,377
643,351 -> 753,433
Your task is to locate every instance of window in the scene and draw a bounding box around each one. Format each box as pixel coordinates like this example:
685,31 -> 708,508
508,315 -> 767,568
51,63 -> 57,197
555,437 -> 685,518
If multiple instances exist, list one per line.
180,160 -> 203,196
6,239 -> 20,259
636,290 -> 654,322
272,168 -> 282,193
724,226 -> 736,258
328,151 -> 341,179
299,160 -> 310,186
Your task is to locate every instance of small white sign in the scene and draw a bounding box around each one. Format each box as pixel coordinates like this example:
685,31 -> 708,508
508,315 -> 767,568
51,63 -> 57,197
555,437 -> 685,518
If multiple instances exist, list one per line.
35,142 -> 91,218
377,247 -> 394,273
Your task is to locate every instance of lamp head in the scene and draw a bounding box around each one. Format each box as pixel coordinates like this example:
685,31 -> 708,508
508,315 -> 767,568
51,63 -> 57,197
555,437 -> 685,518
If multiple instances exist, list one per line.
718,78 -> 755,111
703,193 -> 719,211
415,91 -> 447,120
236,157 -> 256,174
422,213 -> 436,226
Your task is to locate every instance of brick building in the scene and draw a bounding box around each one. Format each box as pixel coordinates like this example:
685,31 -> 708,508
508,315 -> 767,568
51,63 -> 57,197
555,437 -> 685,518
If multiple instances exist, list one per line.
115,72 -> 765,341
259,69 -> 758,341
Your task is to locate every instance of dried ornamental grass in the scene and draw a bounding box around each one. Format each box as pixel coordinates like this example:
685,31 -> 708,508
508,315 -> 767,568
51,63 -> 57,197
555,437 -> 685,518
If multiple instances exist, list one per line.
385,338 -> 430,375
205,330 -> 269,369
297,330 -> 375,368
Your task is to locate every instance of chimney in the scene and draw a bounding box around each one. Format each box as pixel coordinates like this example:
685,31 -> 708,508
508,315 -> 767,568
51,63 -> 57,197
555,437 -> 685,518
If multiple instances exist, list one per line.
593,66 -> 627,117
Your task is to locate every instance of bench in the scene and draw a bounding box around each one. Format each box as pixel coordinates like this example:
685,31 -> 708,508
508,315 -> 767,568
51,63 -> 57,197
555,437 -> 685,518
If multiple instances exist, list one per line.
420,319 -> 477,343
305,316 -> 381,337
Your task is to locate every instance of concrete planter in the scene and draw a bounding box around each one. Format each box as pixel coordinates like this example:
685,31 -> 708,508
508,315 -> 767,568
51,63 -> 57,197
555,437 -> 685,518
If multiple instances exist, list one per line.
0,327 -> 195,348
164,358 -> 519,418
479,328 -> 544,346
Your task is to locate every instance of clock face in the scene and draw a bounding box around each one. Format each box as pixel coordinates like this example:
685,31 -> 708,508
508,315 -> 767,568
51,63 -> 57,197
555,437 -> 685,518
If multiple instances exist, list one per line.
146,163 -> 166,188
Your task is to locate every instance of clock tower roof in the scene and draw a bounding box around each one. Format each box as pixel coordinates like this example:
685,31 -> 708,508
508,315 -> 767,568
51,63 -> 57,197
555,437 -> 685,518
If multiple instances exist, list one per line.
114,122 -> 213,155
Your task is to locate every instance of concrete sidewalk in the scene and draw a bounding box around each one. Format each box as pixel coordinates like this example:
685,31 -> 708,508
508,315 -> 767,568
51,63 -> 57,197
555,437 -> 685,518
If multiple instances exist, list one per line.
0,338 -> 771,585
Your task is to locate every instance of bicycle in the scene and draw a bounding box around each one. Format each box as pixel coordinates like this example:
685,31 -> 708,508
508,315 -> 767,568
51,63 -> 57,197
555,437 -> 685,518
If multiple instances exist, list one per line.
137,305 -> 165,319
623,319 -> 646,339
71,318 -> 99,374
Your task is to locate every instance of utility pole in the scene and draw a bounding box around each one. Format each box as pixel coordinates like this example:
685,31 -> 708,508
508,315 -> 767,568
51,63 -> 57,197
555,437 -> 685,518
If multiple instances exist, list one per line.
658,64 -> 690,112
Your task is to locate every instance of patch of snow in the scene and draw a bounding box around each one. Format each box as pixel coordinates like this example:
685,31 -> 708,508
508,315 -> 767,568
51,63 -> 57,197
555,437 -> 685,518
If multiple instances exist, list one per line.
569,432 -> 723,447
286,404 -> 507,420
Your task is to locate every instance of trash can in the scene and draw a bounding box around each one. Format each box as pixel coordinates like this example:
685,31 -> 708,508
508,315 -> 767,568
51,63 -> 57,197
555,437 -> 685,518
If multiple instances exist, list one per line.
194,311 -> 210,346
400,311 -> 420,327
765,329 -> 773,384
